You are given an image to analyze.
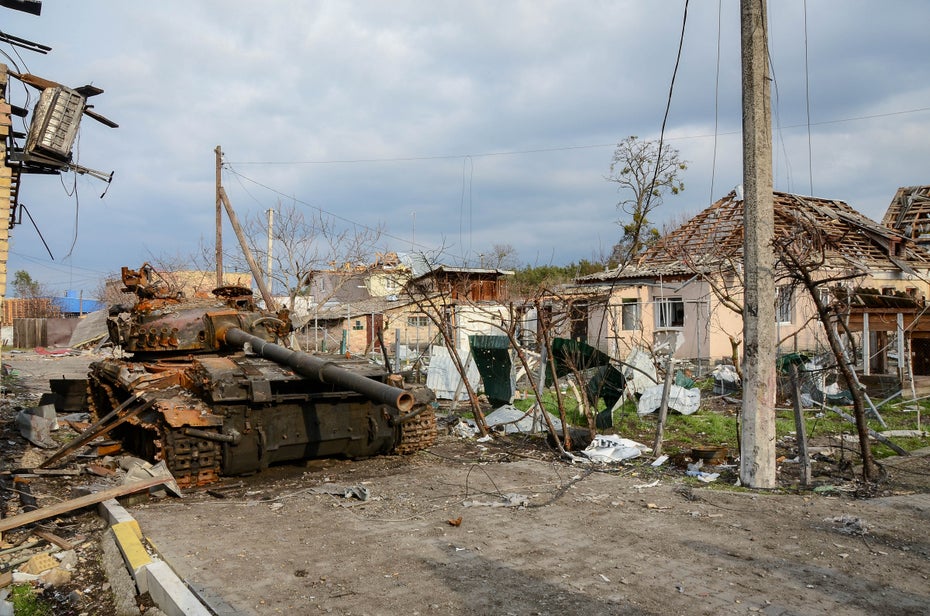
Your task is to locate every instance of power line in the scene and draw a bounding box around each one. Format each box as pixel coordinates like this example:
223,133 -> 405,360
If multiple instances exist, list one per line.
225,106 -> 930,168
223,165 -> 467,261
803,0 -> 813,195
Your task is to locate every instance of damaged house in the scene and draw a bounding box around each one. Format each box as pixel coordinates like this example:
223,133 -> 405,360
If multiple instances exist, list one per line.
570,190 -> 930,380
292,255 -> 515,358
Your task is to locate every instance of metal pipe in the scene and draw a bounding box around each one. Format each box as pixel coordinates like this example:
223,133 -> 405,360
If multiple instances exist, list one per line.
222,327 -> 414,412
184,427 -> 241,444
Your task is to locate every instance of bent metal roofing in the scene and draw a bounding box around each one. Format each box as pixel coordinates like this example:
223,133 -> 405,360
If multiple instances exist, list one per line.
580,190 -> 930,283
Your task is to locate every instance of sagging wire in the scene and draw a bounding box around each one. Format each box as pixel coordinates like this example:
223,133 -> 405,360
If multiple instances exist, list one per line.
709,0 -> 721,204
587,0 -> 690,370
803,0 -> 814,195
18,203 -> 53,260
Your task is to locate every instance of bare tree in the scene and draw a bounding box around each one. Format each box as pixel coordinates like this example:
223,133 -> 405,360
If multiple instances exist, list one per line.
607,136 -> 687,264
773,210 -> 878,480
402,251 -> 490,436
479,243 -> 519,270
240,202 -> 382,311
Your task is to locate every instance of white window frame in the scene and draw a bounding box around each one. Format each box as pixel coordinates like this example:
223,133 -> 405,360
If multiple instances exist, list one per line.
620,298 -> 641,331
655,296 -> 684,329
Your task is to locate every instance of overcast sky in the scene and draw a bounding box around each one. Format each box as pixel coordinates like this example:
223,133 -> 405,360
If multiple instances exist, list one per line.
2,1 -> 929,295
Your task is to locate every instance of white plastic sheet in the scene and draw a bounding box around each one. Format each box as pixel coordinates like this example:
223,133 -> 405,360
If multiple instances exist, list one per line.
637,384 -> 701,416
581,434 -> 652,463
484,404 -> 561,434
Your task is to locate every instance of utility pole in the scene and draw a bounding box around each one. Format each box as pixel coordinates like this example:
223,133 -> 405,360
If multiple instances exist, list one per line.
217,187 -> 276,311
266,208 -> 274,295
740,0 -> 777,488
215,145 -> 224,288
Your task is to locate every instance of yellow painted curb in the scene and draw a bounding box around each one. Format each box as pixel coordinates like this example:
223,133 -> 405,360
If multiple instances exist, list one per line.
112,521 -> 152,573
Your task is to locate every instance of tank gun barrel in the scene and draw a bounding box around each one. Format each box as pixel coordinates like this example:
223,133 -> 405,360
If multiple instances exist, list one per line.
221,327 -> 415,412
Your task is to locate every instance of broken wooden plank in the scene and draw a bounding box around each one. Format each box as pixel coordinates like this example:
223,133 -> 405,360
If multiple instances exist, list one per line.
31,529 -> 75,551
0,476 -> 173,534
39,394 -> 152,469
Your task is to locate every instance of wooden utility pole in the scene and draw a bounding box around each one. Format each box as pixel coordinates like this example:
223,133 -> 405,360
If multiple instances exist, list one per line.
218,187 -> 276,311
215,145 -> 224,288
740,0 -> 777,488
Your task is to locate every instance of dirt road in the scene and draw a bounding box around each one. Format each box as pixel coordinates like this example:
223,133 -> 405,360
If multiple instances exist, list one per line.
4,350 -> 930,615
131,438 -> 930,616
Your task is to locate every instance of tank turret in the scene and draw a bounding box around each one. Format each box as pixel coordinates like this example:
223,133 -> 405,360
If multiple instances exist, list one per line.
87,264 -> 437,487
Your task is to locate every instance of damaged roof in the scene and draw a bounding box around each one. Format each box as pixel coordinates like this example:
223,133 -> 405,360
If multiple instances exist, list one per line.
881,185 -> 930,245
580,190 -> 930,283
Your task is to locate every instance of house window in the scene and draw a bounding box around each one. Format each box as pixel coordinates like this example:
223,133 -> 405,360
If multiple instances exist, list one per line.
570,302 -> 588,340
776,286 -> 793,324
656,297 -> 684,328
385,277 -> 399,292
621,299 -> 640,331
407,315 -> 430,327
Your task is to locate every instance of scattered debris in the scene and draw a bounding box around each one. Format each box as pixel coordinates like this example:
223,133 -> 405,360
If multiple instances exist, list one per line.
580,434 -> 651,463
880,430 -> 927,438
448,419 -> 479,439
691,446 -> 728,465
686,461 -> 720,483
484,404 -> 561,435
310,483 -> 371,501
15,406 -> 58,449
120,458 -> 182,498
712,364 -> 740,395
637,384 -> 700,416
463,493 -> 529,508
622,347 -> 658,397
825,515 -> 869,536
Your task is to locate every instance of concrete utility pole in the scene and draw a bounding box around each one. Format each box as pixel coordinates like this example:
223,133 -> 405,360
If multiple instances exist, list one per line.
215,145 -> 224,288
740,0 -> 777,488
0,66 -> 11,300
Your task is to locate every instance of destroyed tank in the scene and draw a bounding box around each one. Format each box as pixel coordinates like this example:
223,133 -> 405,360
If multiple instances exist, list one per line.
86,264 -> 437,488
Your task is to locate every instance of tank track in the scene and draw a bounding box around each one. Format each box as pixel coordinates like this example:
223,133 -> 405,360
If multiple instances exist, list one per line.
87,379 -> 222,488
393,407 -> 438,454
161,429 -> 221,488
88,377 -> 436,485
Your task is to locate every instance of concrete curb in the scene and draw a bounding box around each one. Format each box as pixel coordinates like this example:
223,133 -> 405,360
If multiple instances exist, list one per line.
98,498 -> 212,616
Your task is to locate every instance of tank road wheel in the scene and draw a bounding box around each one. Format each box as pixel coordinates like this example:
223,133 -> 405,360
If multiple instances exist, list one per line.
393,407 -> 438,454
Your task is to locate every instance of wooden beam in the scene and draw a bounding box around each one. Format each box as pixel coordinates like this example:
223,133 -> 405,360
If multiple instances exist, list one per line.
0,475 -> 173,533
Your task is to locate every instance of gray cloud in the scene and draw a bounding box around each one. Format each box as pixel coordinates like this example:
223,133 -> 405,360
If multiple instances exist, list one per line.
2,1 -> 929,293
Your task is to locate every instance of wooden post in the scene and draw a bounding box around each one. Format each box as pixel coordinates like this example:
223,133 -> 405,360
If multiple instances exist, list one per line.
652,357 -> 675,457
790,363 -> 811,487
862,312 -> 870,376
218,187 -> 276,311
739,0 -> 777,488
897,313 -> 906,384
215,145 -> 224,288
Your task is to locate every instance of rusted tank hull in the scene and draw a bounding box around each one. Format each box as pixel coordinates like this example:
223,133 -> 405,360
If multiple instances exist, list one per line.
87,353 -> 436,488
